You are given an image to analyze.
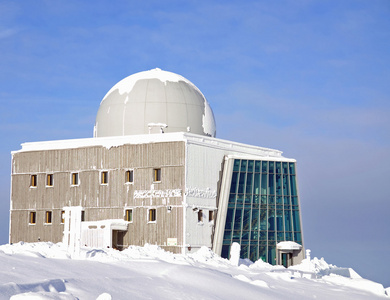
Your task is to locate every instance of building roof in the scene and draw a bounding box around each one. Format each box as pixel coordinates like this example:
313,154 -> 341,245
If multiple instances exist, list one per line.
94,68 -> 216,138
13,132 -> 295,162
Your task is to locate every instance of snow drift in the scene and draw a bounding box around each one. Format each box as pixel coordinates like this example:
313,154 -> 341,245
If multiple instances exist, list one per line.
0,242 -> 388,300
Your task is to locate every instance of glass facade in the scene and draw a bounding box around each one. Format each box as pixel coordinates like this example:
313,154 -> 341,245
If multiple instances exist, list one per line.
221,159 -> 302,265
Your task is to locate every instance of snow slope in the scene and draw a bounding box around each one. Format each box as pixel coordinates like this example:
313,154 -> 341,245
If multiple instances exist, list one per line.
0,242 -> 388,300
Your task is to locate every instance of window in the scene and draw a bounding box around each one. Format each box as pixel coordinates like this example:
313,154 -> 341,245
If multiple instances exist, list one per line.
101,171 -> 108,184
209,210 -> 214,222
29,211 -> 36,224
45,211 -> 52,224
125,170 -> 134,183
46,174 -> 53,187
125,209 -> 133,222
30,175 -> 37,187
71,173 -> 79,185
221,159 -> 303,265
153,168 -> 161,182
198,210 -> 203,222
81,210 -> 85,221
148,209 -> 156,222
61,210 -> 65,223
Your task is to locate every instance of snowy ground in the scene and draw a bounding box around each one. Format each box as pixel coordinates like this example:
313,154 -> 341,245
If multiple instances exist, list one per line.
0,242 -> 388,300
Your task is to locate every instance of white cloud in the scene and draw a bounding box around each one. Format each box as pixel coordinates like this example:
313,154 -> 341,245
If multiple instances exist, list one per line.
0,27 -> 19,39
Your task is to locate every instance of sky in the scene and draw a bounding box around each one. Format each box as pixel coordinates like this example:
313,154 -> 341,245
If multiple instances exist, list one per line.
0,0 -> 389,287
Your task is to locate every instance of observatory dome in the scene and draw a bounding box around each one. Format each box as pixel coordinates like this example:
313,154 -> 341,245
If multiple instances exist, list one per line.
94,68 -> 216,138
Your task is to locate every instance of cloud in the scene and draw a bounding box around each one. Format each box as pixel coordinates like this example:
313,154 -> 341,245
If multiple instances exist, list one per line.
0,27 -> 19,39
214,82 -> 390,147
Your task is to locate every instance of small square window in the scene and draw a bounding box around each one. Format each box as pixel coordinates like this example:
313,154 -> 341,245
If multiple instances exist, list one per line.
29,211 -> 36,224
71,173 -> 79,185
61,210 -> 65,223
45,211 -> 52,224
153,168 -> 161,182
30,175 -> 37,187
148,209 -> 156,222
46,174 -> 53,187
198,210 -> 203,222
125,209 -> 133,222
101,171 -> 108,184
125,170 -> 134,183
209,210 -> 214,222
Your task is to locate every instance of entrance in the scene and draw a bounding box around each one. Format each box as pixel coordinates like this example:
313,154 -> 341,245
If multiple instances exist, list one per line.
112,230 -> 126,251
281,253 -> 292,268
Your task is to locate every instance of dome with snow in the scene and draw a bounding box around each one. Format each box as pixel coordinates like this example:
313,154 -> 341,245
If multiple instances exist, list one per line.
94,68 -> 216,138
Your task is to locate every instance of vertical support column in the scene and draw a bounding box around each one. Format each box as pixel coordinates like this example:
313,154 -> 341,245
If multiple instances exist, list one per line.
63,209 -> 70,246
212,156 -> 234,255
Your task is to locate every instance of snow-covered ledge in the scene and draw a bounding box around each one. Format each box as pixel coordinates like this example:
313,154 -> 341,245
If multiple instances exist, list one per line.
277,241 -> 303,251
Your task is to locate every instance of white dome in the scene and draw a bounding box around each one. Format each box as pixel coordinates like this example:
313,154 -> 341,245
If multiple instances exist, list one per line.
94,68 -> 216,138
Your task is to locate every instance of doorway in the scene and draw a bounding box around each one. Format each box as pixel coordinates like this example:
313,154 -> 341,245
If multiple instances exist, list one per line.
112,230 -> 126,250
281,252 -> 292,268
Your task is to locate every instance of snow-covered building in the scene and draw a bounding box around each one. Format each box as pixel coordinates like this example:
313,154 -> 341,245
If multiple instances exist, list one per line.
10,68 -> 304,266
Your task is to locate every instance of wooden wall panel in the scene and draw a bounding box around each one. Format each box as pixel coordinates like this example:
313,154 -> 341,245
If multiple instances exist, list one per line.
10,141 -> 185,254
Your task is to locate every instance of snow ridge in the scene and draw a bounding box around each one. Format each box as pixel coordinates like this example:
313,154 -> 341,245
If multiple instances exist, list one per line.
0,242 -> 388,300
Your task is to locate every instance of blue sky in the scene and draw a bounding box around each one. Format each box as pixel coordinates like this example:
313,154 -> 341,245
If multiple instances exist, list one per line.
1,0 -> 389,287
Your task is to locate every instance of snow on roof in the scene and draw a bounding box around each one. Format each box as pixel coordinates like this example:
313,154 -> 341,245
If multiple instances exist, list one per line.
82,219 -> 129,231
102,68 -> 202,100
13,132 -> 292,161
277,241 -> 303,250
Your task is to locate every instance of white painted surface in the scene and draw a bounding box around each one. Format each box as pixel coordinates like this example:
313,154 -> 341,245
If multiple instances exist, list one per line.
63,206 -> 83,257
80,219 -> 128,249
230,242 -> 241,266
95,68 -> 216,137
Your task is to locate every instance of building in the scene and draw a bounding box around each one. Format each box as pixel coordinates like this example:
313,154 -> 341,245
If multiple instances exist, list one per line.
10,68 -> 304,266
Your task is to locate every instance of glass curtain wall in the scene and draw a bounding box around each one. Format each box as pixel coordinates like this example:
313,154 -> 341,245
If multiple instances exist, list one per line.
221,159 -> 302,265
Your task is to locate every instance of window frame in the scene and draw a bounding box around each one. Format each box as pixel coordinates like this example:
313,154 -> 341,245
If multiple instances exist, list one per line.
45,211 -> 52,224
30,175 -> 37,188
153,168 -> 161,183
208,210 -> 214,223
71,172 -> 79,186
29,211 -> 36,224
148,208 -> 156,223
198,209 -> 203,223
101,171 -> 108,185
125,169 -> 134,184
46,174 -> 53,187
125,209 -> 133,222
